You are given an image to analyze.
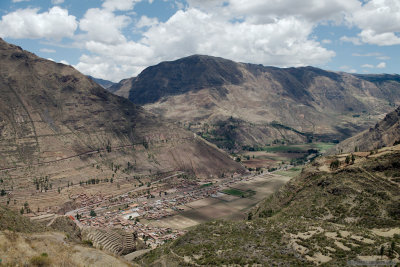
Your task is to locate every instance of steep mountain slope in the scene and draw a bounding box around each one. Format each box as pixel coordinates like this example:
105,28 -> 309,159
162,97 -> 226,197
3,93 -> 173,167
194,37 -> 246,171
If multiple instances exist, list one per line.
137,147 -> 400,266
334,105 -> 400,153
0,39 -> 243,213
113,55 -> 400,150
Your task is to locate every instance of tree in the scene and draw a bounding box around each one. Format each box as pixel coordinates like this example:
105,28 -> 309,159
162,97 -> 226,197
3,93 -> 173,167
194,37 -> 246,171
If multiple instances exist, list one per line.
247,212 -> 253,220
389,241 -> 396,259
0,189 -> 6,196
380,245 -> 385,259
330,159 -> 340,170
345,155 -> 350,164
351,154 -> 355,164
90,210 -> 96,217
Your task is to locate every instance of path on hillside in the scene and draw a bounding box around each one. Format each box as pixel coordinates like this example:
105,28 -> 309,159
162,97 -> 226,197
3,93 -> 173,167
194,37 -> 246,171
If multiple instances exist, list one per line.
0,137 -> 197,172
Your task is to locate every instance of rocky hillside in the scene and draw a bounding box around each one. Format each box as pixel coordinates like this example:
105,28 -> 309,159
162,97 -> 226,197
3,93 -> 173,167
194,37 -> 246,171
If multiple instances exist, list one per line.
0,39 -> 244,213
334,105 -> 400,153
112,55 -> 400,150
137,147 -> 400,266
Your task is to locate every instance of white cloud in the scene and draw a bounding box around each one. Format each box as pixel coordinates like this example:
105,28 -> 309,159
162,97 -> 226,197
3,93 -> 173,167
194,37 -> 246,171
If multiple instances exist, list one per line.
102,0 -> 138,11
322,39 -> 332,44
40,48 -> 56,53
359,29 -> 400,46
0,7 -> 77,40
361,64 -> 374,68
141,8 -> 335,67
51,0 -> 64,4
340,35 -> 362,45
76,5 -> 336,81
12,0 -> 30,2
339,65 -> 357,73
60,60 -> 69,65
361,62 -> 387,69
79,8 -> 130,44
376,62 -> 386,69
347,0 -> 400,46
136,15 -> 159,28
189,0 -> 360,23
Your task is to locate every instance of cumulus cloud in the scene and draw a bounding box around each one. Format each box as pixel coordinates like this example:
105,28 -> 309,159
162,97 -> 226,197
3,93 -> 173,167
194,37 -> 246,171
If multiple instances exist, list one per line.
361,62 -> 387,69
376,62 -> 386,69
76,7 -> 335,81
79,8 -> 130,44
347,0 -> 400,45
102,0 -> 138,11
12,0 -> 30,2
0,7 -> 77,40
136,15 -> 159,28
359,30 -> 400,46
189,0 -> 359,23
142,9 -> 334,66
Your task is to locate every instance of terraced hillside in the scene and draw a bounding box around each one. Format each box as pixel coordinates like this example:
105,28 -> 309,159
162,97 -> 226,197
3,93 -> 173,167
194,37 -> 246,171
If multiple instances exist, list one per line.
0,205 -> 133,266
111,55 -> 400,150
136,146 -> 400,266
84,228 -> 142,256
0,39 -> 244,214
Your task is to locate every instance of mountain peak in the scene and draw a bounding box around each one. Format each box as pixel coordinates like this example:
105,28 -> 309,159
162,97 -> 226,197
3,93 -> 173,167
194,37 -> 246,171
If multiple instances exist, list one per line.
129,54 -> 244,105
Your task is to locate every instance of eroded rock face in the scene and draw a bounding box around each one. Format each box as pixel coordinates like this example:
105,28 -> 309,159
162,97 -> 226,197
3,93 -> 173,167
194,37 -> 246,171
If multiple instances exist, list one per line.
111,55 -> 400,149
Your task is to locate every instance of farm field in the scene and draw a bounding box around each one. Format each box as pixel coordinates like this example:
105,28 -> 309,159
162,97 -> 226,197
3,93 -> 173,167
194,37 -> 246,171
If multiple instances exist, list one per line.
240,142 -> 335,169
147,173 -> 291,229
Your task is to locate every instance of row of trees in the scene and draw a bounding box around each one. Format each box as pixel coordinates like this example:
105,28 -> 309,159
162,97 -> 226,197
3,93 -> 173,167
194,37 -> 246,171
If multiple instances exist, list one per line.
330,154 -> 355,170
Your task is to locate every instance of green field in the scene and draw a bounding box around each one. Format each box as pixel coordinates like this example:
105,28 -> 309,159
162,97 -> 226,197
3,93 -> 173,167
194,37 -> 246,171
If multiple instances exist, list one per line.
263,142 -> 335,153
222,188 -> 256,198
274,167 -> 303,178
200,183 -> 213,188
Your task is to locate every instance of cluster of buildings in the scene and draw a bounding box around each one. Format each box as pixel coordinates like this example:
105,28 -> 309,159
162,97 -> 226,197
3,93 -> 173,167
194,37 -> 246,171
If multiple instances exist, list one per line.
66,172 -> 253,247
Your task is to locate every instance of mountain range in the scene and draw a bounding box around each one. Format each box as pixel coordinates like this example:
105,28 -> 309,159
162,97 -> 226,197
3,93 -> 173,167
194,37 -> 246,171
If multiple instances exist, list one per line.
111,55 -> 400,150
0,38 -> 400,266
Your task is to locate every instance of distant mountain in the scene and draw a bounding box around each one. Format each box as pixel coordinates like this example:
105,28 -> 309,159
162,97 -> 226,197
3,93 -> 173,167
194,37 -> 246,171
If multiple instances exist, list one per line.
87,75 -> 115,89
109,77 -> 136,98
112,55 -> 400,150
334,105 -> 400,153
0,39 -> 243,213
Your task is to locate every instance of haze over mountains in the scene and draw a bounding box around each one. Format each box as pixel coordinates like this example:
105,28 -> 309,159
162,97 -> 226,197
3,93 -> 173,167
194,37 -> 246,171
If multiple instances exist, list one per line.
111,55 -> 400,150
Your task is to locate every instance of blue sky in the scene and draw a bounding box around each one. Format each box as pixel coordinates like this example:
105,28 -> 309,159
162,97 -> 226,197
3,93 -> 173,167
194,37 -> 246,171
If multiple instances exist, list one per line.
0,0 -> 399,82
